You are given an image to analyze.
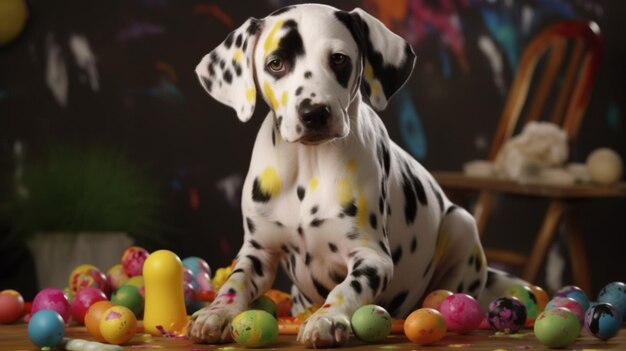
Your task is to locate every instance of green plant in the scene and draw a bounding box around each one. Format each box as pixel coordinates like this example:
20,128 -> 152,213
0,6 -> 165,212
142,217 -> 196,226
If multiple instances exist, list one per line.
12,144 -> 163,243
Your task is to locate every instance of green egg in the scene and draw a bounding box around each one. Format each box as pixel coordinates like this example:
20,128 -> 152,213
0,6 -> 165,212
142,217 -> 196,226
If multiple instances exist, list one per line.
231,310 -> 278,348
534,307 -> 581,348
351,305 -> 392,343
505,285 -> 540,319
249,295 -> 277,318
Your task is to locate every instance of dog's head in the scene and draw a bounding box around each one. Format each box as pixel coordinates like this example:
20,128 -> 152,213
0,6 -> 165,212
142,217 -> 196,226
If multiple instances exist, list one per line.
196,4 -> 415,145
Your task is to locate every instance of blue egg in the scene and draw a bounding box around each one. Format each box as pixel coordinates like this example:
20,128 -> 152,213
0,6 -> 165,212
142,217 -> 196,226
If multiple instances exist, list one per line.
555,285 -> 590,311
598,282 -> 626,322
28,309 -> 65,348
182,256 -> 211,276
584,303 -> 622,340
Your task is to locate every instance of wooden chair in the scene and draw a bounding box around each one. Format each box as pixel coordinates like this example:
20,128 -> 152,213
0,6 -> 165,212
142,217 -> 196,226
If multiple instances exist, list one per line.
432,20 -> 623,294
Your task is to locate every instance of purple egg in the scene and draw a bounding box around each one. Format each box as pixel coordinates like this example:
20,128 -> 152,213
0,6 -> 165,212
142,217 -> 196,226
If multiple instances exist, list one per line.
488,297 -> 527,333
31,288 -> 71,324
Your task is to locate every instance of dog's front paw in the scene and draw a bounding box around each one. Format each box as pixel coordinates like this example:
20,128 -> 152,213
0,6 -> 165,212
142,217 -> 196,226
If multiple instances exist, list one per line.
188,306 -> 235,344
297,312 -> 351,348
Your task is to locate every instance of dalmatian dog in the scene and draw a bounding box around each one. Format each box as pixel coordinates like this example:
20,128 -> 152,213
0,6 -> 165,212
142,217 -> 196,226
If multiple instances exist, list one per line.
191,3 -> 523,347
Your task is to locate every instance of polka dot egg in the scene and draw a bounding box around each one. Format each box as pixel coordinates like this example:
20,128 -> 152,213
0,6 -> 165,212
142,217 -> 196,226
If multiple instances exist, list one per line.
231,310 -> 278,347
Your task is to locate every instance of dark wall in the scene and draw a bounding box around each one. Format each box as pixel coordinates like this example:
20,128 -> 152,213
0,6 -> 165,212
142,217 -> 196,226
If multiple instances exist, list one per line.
1,0 -> 624,298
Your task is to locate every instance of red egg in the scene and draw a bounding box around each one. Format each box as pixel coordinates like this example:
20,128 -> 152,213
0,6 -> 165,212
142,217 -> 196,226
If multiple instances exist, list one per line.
0,290 -> 25,324
71,287 -> 107,324
121,246 -> 149,277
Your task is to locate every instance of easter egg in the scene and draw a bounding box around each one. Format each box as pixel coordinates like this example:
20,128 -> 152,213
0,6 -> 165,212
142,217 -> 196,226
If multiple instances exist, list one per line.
439,293 -> 484,334
183,267 -> 193,284
249,295 -> 278,318
586,147 -> 623,185
121,246 -> 149,277
0,290 -> 24,324
598,281 -> 626,322
69,264 -> 109,294
182,256 -> 211,276
555,285 -> 590,311
84,301 -> 114,342
31,288 -> 71,323
584,303 -> 622,340
422,289 -> 454,310
404,308 -> 447,345
107,264 -> 129,291
504,285 -> 540,319
111,285 -> 144,317
487,297 -> 527,334
265,289 -> 293,318
231,310 -> 278,347
99,306 -> 138,345
534,307 -> 580,348
71,287 -> 107,324
123,276 -> 145,297
28,310 -> 65,348
546,297 -> 584,324
351,305 -> 392,343
529,285 -> 550,312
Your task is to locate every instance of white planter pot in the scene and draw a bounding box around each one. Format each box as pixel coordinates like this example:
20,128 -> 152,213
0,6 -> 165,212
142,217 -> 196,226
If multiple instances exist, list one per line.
27,232 -> 133,290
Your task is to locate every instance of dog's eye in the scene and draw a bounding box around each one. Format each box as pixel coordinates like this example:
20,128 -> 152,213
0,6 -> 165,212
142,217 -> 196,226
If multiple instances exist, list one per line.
330,53 -> 347,66
267,58 -> 285,72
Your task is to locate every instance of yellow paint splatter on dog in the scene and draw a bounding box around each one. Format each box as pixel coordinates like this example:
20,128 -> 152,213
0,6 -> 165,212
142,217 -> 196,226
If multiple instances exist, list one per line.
264,20 -> 285,58
263,82 -> 279,109
259,167 -> 281,197
336,177 -> 354,206
233,49 -> 244,63
356,195 -> 368,228
245,87 -> 256,102
281,91 -> 288,106
309,178 -> 319,191
364,62 -> 383,98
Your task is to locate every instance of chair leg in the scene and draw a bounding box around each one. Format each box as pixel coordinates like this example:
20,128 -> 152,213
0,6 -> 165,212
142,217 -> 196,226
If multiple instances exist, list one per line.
522,200 -> 567,283
563,207 -> 592,295
473,191 -> 494,238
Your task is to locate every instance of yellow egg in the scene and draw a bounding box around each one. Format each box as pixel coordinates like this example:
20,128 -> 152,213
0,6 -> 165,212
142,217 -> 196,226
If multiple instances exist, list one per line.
99,306 -> 137,345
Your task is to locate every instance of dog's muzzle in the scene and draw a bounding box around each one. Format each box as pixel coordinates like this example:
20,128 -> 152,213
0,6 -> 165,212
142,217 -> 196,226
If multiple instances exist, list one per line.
298,98 -> 331,132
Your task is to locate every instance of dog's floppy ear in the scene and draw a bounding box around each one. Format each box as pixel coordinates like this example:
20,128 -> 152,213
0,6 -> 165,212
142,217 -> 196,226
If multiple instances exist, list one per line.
335,8 -> 416,111
195,18 -> 263,122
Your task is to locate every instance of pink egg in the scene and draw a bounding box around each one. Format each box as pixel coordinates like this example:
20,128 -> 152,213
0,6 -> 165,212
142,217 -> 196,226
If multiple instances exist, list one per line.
439,293 -> 484,334
32,288 -> 72,324
71,287 -> 107,324
546,297 -> 584,324
121,246 -> 149,277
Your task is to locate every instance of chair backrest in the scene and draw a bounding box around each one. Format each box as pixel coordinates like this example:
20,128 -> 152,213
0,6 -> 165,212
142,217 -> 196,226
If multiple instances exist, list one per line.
488,20 -> 603,160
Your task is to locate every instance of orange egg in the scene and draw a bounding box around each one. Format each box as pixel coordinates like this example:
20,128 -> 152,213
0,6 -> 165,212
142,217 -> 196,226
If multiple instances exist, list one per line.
530,285 -> 550,312
84,301 -> 114,342
404,308 -> 447,345
99,306 -> 137,345
422,290 -> 453,310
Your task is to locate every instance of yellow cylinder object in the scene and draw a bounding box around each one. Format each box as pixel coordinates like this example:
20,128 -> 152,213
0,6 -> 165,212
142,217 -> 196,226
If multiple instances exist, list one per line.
142,250 -> 189,336
0,0 -> 28,46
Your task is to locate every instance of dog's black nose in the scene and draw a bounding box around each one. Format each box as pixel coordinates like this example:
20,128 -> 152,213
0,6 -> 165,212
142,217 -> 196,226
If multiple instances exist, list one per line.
298,99 -> 330,131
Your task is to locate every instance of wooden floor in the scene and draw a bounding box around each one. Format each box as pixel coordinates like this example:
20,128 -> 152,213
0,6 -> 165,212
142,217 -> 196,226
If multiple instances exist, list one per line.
1,324 -> 626,350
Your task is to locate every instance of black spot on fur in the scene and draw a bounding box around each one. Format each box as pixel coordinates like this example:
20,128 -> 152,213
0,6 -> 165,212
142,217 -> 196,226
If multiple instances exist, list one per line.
328,242 -> 338,253
224,32 -> 234,49
200,76 -> 213,92
430,181 -> 444,213
352,266 -> 381,293
246,217 -> 256,234
401,173 -> 418,224
295,86 -> 303,96
249,239 -> 263,250
290,244 -> 300,254
296,125 -> 302,133
246,18 -> 263,35
269,6 -> 294,16
330,54 -> 352,88
312,276 -> 330,298
297,225 -> 303,236
235,33 -> 243,48
242,39 -> 248,52
446,205 -> 458,214
351,280 -> 362,294
281,244 -> 289,254
251,279 -> 259,294
369,213 -> 378,230
379,240 -> 390,257
486,270 -> 496,289
310,218 -> 324,227
304,71 -> 312,79
346,231 -> 359,240
379,197 -> 384,214
246,255 -> 263,277
230,268 -> 244,277
311,206 -> 318,214
252,178 -> 271,202
352,257 -> 364,271
410,236 -> 417,253
305,253 -> 312,265
219,60 -> 225,69
391,246 -> 402,265
342,201 -> 357,217
223,69 -> 232,84
387,291 -> 408,316
297,186 -> 305,201
271,129 -> 275,146
265,19 -> 305,78
277,116 -> 283,129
